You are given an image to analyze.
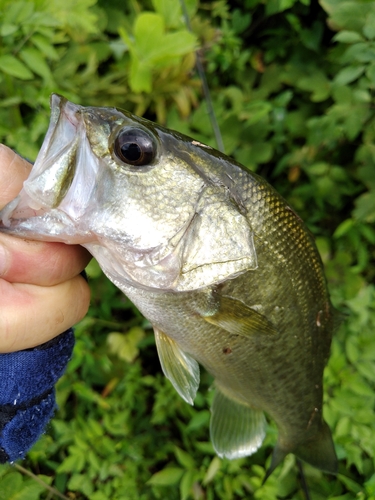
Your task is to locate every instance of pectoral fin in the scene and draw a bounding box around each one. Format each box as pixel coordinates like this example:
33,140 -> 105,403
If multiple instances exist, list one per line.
154,327 -> 200,405
210,388 -> 266,459
204,294 -> 277,338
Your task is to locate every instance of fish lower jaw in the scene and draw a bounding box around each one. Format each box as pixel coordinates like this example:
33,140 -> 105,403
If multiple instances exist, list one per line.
0,191 -> 49,226
1,208 -> 96,245
4,205 -> 48,224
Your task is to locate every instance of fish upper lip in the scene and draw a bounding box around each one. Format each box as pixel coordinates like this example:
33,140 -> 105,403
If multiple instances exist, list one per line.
55,94 -> 82,129
39,94 -> 81,164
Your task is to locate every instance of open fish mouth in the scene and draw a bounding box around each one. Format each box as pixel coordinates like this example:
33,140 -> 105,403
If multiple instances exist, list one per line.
23,95 -> 81,209
0,95 -> 98,244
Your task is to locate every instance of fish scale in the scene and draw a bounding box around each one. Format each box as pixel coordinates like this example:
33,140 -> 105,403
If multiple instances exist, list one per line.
0,94 -> 338,477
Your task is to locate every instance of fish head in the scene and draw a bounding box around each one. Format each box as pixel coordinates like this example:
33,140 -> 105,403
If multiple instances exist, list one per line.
0,94 -> 257,291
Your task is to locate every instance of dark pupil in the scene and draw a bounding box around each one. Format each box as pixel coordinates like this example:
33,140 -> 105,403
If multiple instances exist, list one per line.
121,142 -> 141,162
114,128 -> 155,167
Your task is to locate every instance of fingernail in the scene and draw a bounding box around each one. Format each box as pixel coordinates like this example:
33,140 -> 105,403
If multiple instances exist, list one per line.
0,243 -> 9,277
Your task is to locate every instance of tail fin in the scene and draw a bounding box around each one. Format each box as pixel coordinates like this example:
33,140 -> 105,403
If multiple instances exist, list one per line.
264,420 -> 337,482
294,420 -> 338,474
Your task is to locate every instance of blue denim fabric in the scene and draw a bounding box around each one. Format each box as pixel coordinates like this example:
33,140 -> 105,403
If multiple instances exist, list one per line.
0,329 -> 74,463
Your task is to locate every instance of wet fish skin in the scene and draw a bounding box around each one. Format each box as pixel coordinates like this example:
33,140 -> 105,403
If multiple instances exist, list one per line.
0,95 -> 338,476
119,170 -> 337,475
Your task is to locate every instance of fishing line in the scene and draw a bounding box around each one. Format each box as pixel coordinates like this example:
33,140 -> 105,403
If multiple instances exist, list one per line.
297,460 -> 312,500
179,0 -> 225,153
14,463 -> 70,500
179,5 -> 313,500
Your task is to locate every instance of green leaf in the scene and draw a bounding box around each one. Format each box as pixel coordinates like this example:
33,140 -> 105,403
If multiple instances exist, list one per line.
232,8 -> 252,34
266,0 -> 296,16
44,0 -> 99,33
0,471 -> 23,497
240,100 -> 272,125
359,223 -> 375,244
333,30 -> 364,43
334,65 -> 365,86
0,23 -> 19,36
338,473 -> 363,494
343,42 -> 375,63
203,456 -> 222,485
357,360 -> 375,383
353,192 -> 375,222
174,446 -> 196,469
118,26 -> 134,50
180,470 -> 196,500
134,12 -> 165,56
0,96 -> 22,107
365,473 -> 375,495
89,492 -> 109,500
31,34 -> 59,60
133,12 -> 196,63
300,21 -> 324,52
129,58 -> 152,93
124,10 -> 195,93
68,473 -> 94,496
187,410 -> 210,431
19,47 -> 53,82
57,451 -> 86,473
246,142 -> 273,165
298,71 -> 331,101
333,219 -> 354,238
3,1 -> 34,25
346,375 -> 375,398
152,0 -> 183,29
8,482 -> 46,500
0,54 -> 33,79
85,258 -> 102,278
363,12 -> 375,40
107,327 -> 145,363
320,1 -> 367,33
366,62 -> 375,84
151,31 -> 196,63
147,467 -> 184,486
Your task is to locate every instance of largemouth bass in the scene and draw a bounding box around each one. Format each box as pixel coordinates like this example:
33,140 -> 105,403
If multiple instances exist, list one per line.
0,94 -> 338,476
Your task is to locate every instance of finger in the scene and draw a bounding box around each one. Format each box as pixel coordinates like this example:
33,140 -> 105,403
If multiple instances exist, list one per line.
0,274 -> 91,352
0,232 -> 91,285
0,145 -> 31,207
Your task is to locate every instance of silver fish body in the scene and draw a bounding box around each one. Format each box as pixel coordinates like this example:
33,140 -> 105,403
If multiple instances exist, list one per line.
0,95 -> 338,476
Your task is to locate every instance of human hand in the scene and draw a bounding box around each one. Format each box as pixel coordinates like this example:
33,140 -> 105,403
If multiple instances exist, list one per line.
0,144 -> 91,352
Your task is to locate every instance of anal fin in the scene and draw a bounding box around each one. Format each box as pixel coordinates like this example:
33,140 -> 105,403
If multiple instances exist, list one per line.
210,387 -> 266,459
154,327 -> 200,405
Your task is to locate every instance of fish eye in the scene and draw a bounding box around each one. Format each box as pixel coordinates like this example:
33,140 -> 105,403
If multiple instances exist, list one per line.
113,128 -> 156,167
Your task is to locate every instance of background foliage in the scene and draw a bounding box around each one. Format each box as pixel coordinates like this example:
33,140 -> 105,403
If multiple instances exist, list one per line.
0,0 -> 375,498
